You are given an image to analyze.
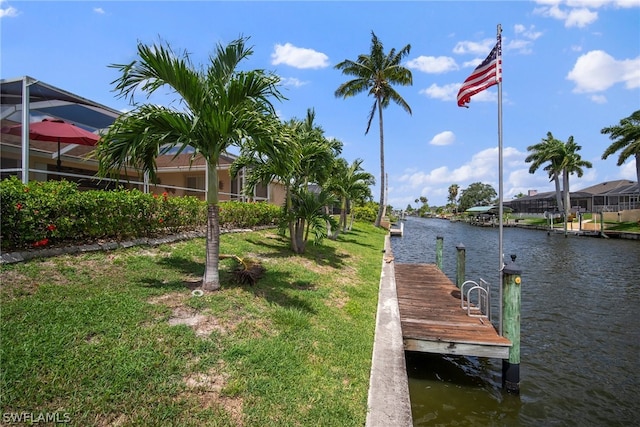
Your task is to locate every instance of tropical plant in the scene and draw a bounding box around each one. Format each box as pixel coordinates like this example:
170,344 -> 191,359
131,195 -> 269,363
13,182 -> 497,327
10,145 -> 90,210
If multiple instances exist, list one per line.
95,37 -> 284,291
558,136 -> 592,234
326,158 -> 374,233
414,196 -> 429,217
334,31 -> 413,227
448,183 -> 459,213
232,109 -> 341,253
601,110 -> 640,187
282,187 -> 338,254
525,132 -> 565,212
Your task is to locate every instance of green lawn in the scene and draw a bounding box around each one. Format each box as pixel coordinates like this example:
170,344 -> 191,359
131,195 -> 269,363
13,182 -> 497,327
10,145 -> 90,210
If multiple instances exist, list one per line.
1,223 -> 387,426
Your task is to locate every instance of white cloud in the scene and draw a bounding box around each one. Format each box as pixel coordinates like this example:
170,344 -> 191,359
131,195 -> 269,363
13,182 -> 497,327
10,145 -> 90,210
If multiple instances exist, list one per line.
393,146 -> 532,206
453,39 -> 496,56
419,83 -> 458,101
565,0 -> 639,8
590,94 -> 608,103
565,7 -> 599,27
567,50 -> 640,92
513,24 -> 543,40
532,1 -> 631,27
271,43 -> 329,69
619,158 -> 637,180
280,77 -> 308,88
406,56 -> 458,73
505,39 -> 534,55
430,131 -> 456,146
93,7 -> 105,14
0,0 -> 18,18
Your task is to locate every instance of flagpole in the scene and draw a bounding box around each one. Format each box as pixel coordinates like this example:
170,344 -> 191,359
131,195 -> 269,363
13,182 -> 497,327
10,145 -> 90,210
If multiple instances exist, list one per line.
497,23 -> 504,336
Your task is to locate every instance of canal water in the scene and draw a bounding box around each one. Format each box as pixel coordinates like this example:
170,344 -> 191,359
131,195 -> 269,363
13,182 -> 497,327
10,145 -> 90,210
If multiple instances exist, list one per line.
391,216 -> 639,427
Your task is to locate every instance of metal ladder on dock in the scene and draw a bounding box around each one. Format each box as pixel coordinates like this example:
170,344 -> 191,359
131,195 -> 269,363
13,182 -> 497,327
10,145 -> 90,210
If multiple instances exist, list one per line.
460,278 -> 491,319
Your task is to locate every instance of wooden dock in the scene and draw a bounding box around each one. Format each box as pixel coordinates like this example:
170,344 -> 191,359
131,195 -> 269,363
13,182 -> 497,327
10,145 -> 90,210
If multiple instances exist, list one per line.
389,222 -> 404,236
395,263 -> 511,359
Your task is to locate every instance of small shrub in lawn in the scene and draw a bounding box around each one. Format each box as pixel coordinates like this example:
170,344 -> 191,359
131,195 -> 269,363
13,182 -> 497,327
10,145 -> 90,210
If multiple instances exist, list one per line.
352,202 -> 378,223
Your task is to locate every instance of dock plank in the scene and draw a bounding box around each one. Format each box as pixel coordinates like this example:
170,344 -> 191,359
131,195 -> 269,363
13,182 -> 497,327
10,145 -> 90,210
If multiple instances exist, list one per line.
395,263 -> 511,358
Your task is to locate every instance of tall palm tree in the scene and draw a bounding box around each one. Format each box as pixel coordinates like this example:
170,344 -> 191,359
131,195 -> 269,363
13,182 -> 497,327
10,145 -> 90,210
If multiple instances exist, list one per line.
558,136 -> 592,235
601,110 -> 640,187
525,132 -> 565,212
95,37 -> 284,291
334,31 -> 413,227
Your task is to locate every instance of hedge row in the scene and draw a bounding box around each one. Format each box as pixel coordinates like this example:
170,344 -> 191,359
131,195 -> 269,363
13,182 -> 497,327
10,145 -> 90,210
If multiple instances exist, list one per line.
0,177 -> 280,251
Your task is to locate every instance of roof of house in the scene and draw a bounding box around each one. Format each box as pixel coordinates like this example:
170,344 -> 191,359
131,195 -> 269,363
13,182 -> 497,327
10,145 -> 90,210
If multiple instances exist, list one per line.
506,179 -> 638,203
465,205 -> 513,214
575,179 -> 638,195
1,76 -> 120,132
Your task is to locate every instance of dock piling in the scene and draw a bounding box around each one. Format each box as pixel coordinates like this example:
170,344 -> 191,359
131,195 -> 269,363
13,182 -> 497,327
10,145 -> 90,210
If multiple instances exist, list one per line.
456,243 -> 466,288
436,236 -> 443,270
502,254 -> 522,394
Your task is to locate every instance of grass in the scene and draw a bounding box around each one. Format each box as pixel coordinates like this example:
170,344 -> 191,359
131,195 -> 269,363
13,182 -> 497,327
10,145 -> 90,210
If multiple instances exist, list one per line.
1,222 -> 387,426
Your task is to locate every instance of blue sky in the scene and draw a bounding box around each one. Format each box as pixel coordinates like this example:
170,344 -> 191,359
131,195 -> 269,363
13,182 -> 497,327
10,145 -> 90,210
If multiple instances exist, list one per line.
1,0 -> 638,207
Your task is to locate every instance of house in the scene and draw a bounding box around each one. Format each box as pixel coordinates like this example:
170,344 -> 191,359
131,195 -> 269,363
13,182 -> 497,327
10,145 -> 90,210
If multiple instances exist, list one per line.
504,179 -> 639,214
1,76 -> 285,205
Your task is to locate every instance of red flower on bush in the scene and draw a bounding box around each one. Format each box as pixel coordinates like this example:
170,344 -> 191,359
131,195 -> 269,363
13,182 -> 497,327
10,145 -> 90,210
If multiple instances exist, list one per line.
159,218 -> 164,223
153,194 -> 158,198
32,238 -> 49,247
16,203 -> 23,210
47,224 -> 56,231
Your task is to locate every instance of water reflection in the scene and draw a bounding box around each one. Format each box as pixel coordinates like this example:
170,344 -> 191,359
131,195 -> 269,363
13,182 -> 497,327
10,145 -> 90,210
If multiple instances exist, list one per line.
392,217 -> 640,426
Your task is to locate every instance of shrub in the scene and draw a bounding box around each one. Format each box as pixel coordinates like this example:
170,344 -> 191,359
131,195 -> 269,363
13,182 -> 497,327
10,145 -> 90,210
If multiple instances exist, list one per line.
1,177 -> 279,251
352,202 -> 378,223
219,200 -> 281,228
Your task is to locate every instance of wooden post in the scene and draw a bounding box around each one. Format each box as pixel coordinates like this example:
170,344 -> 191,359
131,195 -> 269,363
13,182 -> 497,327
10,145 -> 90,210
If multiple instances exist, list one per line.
502,254 -> 522,394
435,236 -> 443,270
455,243 -> 465,288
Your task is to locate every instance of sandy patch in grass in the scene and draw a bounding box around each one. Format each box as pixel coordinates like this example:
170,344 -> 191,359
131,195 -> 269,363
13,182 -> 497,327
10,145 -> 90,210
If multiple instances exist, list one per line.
182,366 -> 244,426
148,292 -> 226,338
0,268 -> 41,298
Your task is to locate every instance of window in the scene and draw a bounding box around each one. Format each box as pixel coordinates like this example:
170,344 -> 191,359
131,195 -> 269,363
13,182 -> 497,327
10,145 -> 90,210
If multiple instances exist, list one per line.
185,175 -> 205,198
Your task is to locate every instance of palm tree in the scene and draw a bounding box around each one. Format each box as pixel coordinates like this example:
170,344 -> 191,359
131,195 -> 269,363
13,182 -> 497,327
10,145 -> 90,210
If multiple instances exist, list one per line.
448,183 -> 459,213
601,110 -> 640,187
327,158 -> 374,233
525,132 -> 565,213
232,109 -> 341,254
334,32 -> 413,227
95,37 -> 284,291
558,136 -> 593,235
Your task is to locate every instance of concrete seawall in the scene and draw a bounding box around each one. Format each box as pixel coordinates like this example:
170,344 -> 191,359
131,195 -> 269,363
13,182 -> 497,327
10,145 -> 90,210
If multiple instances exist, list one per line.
365,235 -> 413,427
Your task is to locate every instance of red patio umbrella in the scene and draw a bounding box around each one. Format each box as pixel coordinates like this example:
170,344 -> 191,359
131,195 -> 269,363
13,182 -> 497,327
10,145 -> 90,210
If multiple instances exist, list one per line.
1,118 -> 101,171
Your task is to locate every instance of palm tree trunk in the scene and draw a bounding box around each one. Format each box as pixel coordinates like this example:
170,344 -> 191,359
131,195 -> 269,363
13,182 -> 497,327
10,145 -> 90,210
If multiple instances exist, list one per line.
563,169 -> 570,237
635,153 -> 640,189
202,163 -> 221,291
553,173 -> 564,212
340,197 -> 348,231
375,99 -> 385,227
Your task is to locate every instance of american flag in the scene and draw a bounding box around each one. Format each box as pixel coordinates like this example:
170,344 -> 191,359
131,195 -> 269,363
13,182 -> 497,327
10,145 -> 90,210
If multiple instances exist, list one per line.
457,36 -> 502,107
